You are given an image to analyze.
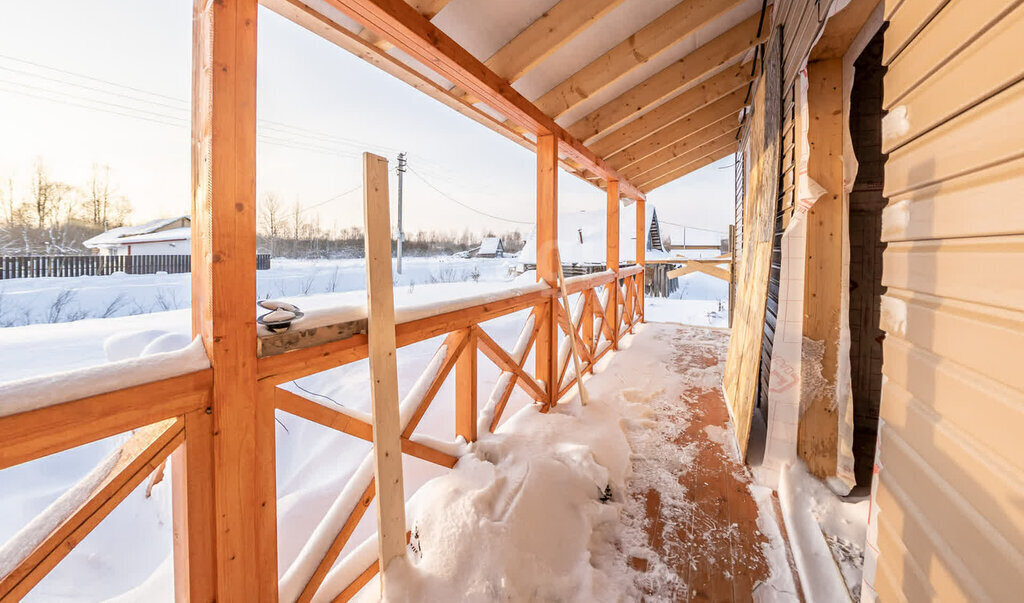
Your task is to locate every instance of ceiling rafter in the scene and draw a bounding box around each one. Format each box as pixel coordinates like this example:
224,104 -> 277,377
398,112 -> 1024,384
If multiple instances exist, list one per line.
534,0 -> 745,119
586,60 -> 753,155
567,10 -> 769,143
609,88 -> 748,170
289,0 -> 644,198
639,144 -> 737,192
627,128 -> 739,182
486,0 -> 626,83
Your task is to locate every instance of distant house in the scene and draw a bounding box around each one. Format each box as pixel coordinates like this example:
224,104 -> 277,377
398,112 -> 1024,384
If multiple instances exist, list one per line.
477,237 -> 505,258
84,216 -> 191,256
518,204 -> 667,274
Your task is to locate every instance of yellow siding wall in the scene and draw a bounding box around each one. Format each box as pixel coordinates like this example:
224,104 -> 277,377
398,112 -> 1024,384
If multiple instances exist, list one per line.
873,0 -> 1024,599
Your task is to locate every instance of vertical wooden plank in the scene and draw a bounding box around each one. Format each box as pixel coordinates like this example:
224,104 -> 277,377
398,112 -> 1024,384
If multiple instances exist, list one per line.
186,0 -> 275,599
728,223 -> 736,327
606,180 -> 620,349
800,58 -> 843,478
172,407 -> 217,602
636,198 -> 646,322
455,327 -> 477,442
362,152 -> 407,590
536,133 -> 559,406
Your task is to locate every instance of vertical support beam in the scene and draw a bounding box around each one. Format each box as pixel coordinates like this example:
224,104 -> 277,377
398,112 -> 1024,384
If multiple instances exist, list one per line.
536,133 -> 559,406
800,58 -> 844,478
362,152 -> 407,588
186,0 -> 275,599
728,223 -> 736,328
172,408 -> 216,602
456,327 -> 477,442
635,198 -> 646,323
606,180 -> 619,349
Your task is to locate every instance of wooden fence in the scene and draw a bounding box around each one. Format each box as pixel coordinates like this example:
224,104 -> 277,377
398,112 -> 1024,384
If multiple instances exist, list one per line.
0,254 -> 271,279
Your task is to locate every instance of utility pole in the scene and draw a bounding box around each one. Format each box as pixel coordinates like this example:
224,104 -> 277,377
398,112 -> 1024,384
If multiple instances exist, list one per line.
396,152 -> 407,274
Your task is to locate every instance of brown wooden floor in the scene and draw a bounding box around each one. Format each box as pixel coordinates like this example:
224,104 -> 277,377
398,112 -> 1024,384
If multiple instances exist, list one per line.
626,324 -> 801,602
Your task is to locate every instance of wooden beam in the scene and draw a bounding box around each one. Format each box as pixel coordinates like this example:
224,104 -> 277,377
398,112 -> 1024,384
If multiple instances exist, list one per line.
0,371 -> 209,471
455,327 -> 478,442
639,143 -> 737,192
799,58 -> 844,479
408,0 -> 449,19
474,326 -> 547,402
534,0 -> 744,118
401,329 -> 468,437
586,61 -> 754,154
318,0 -> 645,199
536,133 -> 559,405
566,11 -> 767,144
361,152 -> 407,586
172,407 -> 217,602
606,180 -> 620,349
628,128 -> 740,183
485,0 -> 624,82
609,87 -> 747,169
0,420 -> 184,600
275,389 -> 458,467
636,199 -> 646,322
189,0 -> 273,596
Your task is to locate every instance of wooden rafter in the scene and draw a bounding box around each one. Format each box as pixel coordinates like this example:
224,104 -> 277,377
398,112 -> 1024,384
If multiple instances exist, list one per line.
610,90 -> 747,170
639,143 -> 737,192
315,0 -> 645,199
622,121 -> 740,180
534,0 -> 744,118
587,61 -> 754,154
485,0 -> 625,83
567,10 -> 767,144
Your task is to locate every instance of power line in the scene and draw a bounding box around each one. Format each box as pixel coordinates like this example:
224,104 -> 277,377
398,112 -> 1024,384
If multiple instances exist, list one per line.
0,55 -> 402,157
407,166 -> 532,226
658,219 -> 727,235
298,185 -> 363,213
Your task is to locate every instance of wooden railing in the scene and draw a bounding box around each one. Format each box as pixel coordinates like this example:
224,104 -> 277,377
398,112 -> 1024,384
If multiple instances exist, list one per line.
0,267 -> 644,601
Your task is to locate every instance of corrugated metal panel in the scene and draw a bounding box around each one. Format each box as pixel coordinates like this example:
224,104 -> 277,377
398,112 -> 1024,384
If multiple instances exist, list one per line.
874,0 -> 1024,598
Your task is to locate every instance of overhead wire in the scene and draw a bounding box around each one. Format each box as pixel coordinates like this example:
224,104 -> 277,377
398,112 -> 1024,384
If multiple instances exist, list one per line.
407,166 -> 533,226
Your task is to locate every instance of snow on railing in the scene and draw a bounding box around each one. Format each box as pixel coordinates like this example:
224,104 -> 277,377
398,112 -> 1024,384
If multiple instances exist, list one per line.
0,337 -> 210,418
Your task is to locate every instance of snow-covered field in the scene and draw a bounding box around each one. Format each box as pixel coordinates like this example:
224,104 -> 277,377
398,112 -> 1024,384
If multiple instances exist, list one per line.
0,256 -> 731,601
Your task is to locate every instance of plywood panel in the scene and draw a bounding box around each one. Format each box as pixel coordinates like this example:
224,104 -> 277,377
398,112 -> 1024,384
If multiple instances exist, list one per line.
723,33 -> 781,459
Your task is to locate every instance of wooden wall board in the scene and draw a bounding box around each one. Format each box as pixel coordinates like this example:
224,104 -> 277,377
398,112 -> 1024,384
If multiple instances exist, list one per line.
882,0 -> 1022,108
883,2 -> 1024,152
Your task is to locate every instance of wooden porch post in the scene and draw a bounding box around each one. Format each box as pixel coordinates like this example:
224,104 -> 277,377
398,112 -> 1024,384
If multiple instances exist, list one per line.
606,180 -> 619,349
181,0 -> 277,599
536,133 -> 559,407
456,327 -> 478,442
636,198 -> 646,323
800,58 -> 844,478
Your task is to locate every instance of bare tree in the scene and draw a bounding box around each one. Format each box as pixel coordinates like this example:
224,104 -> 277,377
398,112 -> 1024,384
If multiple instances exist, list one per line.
29,160 -> 72,229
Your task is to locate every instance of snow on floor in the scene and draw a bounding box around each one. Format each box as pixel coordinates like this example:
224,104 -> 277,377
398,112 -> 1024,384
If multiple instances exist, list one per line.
330,324 -> 798,602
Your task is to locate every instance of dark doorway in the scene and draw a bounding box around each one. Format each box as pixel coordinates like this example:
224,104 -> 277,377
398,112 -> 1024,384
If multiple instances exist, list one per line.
847,26 -> 888,488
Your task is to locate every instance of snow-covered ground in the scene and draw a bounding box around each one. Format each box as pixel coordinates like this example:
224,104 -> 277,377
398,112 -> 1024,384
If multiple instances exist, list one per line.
0,256 -> 733,600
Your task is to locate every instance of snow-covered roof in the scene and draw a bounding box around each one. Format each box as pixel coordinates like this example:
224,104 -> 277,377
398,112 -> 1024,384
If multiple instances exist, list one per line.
83,216 -> 189,249
519,204 -> 667,266
115,227 -> 191,245
479,237 -> 503,254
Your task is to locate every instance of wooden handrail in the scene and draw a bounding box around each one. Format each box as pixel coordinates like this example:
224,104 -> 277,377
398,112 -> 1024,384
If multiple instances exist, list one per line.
0,370 -> 211,470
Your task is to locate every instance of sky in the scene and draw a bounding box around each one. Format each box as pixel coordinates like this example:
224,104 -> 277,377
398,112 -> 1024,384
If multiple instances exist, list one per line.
0,0 -> 737,243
